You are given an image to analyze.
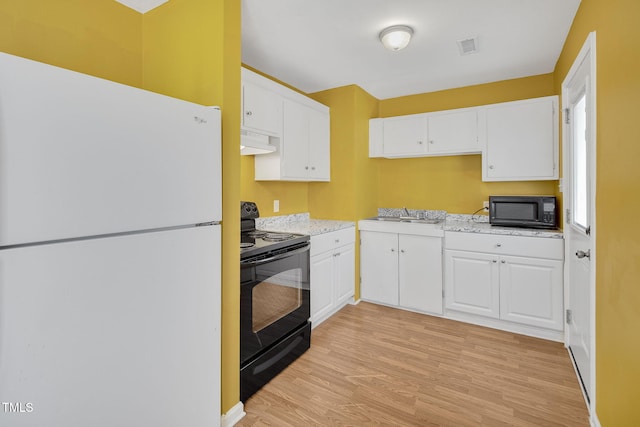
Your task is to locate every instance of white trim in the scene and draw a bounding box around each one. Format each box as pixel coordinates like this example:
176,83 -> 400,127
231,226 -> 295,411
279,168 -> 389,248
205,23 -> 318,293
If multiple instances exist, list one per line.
561,31 -> 597,424
220,401 -> 245,427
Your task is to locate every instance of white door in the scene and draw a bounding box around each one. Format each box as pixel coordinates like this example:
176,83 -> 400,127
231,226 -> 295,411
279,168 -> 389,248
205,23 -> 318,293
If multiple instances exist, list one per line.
444,250 -> 500,318
499,255 -> 564,330
427,109 -> 478,154
308,108 -> 331,180
399,234 -> 443,315
382,115 -> 427,156
360,231 -> 399,305
562,32 -> 596,404
310,250 -> 335,325
282,99 -> 311,179
242,80 -> 282,135
482,96 -> 558,181
335,243 -> 355,306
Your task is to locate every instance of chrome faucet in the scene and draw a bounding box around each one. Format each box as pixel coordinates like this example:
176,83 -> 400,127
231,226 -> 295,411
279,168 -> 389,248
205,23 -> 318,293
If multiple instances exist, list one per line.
402,206 -> 410,217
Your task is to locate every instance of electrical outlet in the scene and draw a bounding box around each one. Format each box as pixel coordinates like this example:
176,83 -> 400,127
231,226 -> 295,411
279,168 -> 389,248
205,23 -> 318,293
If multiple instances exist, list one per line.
273,199 -> 280,213
483,201 -> 489,211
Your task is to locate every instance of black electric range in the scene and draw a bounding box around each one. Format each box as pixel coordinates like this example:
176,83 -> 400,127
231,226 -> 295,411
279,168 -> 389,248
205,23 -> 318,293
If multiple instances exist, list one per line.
240,202 -> 309,261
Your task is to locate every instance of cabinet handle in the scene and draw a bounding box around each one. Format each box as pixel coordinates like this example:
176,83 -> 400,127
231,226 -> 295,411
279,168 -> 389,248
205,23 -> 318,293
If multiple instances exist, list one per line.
400,249 -> 405,253
245,111 -> 253,116
391,248 -> 395,252
311,166 -> 316,170
335,239 -> 340,243
576,249 -> 591,259
418,141 -> 423,145
334,252 -> 340,257
489,165 -> 495,170
305,166 -> 309,170
429,140 -> 434,144
496,243 -> 502,248
492,260 -> 497,263
501,260 -> 506,264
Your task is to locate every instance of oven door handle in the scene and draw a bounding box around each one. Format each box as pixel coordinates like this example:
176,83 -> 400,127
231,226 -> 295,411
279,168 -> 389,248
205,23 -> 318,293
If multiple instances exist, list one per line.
240,243 -> 310,267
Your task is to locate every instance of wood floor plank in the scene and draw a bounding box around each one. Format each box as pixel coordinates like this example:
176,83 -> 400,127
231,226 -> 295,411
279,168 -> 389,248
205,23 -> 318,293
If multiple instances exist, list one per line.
238,302 -> 589,426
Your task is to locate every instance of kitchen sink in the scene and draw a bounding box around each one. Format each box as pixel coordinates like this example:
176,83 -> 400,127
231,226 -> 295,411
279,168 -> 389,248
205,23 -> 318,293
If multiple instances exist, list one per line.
368,216 -> 444,224
360,216 -> 445,237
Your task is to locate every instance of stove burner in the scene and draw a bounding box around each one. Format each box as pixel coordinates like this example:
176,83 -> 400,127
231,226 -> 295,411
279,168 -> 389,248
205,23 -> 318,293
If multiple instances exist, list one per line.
246,231 -> 267,238
263,233 -> 293,242
240,242 -> 255,249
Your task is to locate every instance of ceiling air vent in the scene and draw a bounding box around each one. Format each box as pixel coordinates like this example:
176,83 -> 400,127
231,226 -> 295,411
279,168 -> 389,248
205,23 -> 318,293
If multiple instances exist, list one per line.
457,36 -> 479,56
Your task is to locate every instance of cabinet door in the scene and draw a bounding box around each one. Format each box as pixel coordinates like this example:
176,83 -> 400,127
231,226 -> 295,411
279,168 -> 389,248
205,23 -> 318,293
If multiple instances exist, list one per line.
445,250 -> 500,318
398,234 -> 443,315
335,243 -> 355,306
281,99 -> 311,179
483,96 -> 558,181
308,108 -> 330,180
499,255 -> 564,330
310,250 -> 334,326
382,115 -> 427,157
427,109 -> 479,155
360,231 -> 398,305
242,81 -> 281,135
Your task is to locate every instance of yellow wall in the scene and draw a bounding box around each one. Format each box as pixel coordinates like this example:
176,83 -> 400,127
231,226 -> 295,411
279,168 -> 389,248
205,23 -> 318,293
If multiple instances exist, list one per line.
142,0 -> 241,414
377,74 -> 558,214
1,0 -> 242,415
554,0 -> 640,424
240,156 -> 309,215
309,85 -> 379,299
0,0 -> 142,86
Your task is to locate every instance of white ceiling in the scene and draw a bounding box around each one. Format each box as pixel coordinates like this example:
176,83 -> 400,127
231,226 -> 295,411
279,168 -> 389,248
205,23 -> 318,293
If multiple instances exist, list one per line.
115,0 -> 168,13
242,0 -> 581,100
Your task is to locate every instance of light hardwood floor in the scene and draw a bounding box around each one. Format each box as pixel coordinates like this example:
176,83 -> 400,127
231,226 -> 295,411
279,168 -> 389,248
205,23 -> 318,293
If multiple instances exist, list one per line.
238,302 -> 589,426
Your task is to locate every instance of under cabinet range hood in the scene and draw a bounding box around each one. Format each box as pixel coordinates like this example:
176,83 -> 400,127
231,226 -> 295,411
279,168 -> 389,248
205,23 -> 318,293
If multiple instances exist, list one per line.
240,129 -> 277,155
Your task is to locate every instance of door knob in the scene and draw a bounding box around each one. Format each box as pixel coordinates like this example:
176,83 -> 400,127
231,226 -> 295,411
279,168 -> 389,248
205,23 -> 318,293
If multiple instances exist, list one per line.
576,249 -> 591,259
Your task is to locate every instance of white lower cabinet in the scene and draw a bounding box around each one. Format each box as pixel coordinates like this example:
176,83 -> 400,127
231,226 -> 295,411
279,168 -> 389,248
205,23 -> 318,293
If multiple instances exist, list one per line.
498,255 -> 563,330
310,227 -> 355,327
444,232 -> 564,333
360,231 -> 443,315
444,250 -> 500,318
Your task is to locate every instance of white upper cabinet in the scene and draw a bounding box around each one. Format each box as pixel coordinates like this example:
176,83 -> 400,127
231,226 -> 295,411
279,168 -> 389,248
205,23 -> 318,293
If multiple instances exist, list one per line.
481,95 -> 559,181
243,67 -> 331,182
381,114 -> 428,157
370,107 -> 480,158
241,80 -> 282,136
427,109 -> 479,154
369,96 -> 559,182
280,99 -> 331,181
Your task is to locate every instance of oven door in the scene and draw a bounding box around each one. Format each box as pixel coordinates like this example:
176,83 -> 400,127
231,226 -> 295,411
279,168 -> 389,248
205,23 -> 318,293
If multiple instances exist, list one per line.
240,242 -> 310,366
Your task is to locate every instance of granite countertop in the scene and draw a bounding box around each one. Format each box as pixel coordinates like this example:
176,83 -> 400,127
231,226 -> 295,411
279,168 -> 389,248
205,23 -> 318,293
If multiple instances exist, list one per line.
257,211 -> 562,239
444,214 -> 563,239
366,209 -> 563,239
256,213 -> 355,236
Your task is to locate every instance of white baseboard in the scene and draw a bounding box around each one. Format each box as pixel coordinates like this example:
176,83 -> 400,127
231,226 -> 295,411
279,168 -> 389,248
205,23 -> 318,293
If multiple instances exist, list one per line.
220,401 -> 245,427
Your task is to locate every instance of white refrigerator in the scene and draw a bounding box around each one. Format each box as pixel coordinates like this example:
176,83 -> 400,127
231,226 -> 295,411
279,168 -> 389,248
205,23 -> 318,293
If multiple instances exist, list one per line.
0,53 -> 221,426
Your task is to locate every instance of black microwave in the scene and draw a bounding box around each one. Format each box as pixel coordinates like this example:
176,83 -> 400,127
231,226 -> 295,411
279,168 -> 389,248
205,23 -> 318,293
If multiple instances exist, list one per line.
489,196 -> 558,229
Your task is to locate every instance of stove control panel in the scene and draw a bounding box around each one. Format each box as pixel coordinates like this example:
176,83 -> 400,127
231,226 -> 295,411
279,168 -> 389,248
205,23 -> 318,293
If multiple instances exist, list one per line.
241,201 -> 260,219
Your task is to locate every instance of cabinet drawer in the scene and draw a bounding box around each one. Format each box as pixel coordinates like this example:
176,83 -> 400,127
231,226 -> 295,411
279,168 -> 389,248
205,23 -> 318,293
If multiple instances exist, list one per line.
311,227 -> 355,256
445,232 -> 563,260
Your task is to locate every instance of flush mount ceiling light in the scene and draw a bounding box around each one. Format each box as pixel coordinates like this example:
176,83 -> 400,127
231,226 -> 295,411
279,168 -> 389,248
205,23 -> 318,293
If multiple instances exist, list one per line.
379,25 -> 414,51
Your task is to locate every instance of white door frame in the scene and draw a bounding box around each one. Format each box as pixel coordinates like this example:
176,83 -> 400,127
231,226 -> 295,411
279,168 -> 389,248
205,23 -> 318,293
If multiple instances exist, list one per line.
562,31 -> 597,424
